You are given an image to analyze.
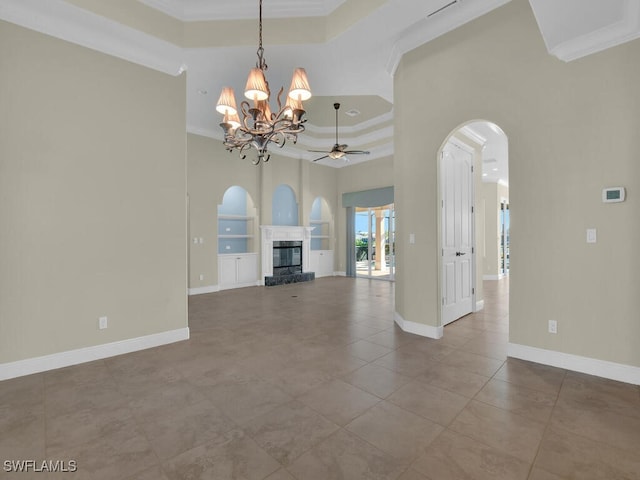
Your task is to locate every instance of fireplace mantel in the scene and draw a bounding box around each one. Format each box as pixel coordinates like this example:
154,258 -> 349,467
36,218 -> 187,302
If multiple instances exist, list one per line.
260,226 -> 314,281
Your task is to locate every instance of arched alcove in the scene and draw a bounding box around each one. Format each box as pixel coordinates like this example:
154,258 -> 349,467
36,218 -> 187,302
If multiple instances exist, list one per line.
272,184 -> 298,226
217,185 -> 257,254
309,196 -> 332,250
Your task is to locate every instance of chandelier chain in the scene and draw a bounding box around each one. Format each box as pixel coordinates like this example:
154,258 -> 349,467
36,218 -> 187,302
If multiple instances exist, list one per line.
256,0 -> 267,71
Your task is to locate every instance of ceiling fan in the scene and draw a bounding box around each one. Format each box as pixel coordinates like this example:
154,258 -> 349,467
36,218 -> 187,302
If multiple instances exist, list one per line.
309,103 -> 370,162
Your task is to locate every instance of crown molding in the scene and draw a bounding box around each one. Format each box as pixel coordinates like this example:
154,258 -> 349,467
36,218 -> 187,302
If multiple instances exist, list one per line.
386,0 -> 512,76
549,2 -> 640,61
0,0 -> 185,76
459,125 -> 487,146
303,111 -> 393,135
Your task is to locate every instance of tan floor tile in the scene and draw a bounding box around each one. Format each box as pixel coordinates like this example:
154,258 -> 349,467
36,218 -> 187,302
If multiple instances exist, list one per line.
550,395 -> 640,452
140,399 -> 236,459
559,371 -> 640,418
47,420 -> 156,480
287,430 -> 406,480
397,469 -> 430,480
412,429 -> 530,480
449,400 -> 546,463
298,378 -> 380,426
474,378 -> 557,423
387,381 -> 469,426
535,427 -> 640,479
438,351 -> 504,378
342,363 -> 413,398
125,465 -> 170,480
245,400 -> 339,466
527,468 -> 566,480
417,362 -> 490,398
493,358 -> 565,395
346,401 -> 444,464
373,349 -> 437,377
201,377 -> 292,426
345,339 -> 394,362
264,468 -> 297,480
163,430 -> 281,480
458,336 -> 508,360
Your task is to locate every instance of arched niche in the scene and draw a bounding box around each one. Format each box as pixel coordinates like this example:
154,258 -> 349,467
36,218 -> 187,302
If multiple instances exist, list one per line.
217,185 -> 257,254
309,196 -> 332,250
272,184 -> 299,226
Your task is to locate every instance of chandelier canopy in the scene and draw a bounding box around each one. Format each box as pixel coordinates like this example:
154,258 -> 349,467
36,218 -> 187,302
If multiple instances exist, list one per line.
216,0 -> 312,164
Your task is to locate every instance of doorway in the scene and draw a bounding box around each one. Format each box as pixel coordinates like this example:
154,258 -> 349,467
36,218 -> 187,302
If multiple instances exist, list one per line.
355,204 -> 395,280
440,139 -> 475,325
500,200 -> 510,276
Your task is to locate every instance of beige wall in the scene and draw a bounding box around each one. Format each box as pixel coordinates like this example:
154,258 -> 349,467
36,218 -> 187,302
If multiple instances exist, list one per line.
482,182 -> 509,278
187,133 -> 338,288
394,0 -> 640,367
0,21 -> 188,363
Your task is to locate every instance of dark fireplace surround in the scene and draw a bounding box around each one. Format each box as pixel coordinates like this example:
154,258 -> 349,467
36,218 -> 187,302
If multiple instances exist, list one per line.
272,241 -> 302,276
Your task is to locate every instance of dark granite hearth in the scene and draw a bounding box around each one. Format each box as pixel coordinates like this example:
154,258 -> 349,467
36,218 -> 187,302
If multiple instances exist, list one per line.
265,272 -> 315,286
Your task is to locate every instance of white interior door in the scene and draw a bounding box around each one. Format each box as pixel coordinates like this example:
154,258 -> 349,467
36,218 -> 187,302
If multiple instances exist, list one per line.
441,140 -> 474,325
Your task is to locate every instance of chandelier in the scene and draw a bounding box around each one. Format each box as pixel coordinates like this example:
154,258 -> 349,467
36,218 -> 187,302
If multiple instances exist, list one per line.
216,0 -> 312,164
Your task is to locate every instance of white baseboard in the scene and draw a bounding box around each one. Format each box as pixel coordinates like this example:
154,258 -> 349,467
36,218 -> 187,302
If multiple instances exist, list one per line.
188,285 -> 219,295
508,343 -> 640,386
394,312 -> 443,339
475,299 -> 485,311
334,271 -> 347,277
0,327 -> 190,381
483,274 -> 502,280
218,281 -> 261,291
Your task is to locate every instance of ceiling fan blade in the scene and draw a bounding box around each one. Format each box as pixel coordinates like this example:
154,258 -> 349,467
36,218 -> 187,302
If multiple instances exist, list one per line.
343,150 -> 370,155
308,149 -> 331,153
312,155 -> 330,162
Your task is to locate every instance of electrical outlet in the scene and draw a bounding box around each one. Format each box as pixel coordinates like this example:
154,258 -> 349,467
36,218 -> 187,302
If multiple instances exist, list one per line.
548,319 -> 557,334
99,316 -> 108,330
199,274 -> 204,281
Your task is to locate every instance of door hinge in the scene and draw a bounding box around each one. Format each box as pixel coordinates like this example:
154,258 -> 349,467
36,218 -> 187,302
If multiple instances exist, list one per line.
472,287 -> 475,295
472,247 -> 475,254
471,165 -> 474,173
471,206 -> 474,213
442,297 -> 445,305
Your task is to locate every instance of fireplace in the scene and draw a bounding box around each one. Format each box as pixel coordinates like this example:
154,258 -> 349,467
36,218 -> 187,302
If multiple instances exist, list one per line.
260,226 -> 315,286
272,241 -> 302,276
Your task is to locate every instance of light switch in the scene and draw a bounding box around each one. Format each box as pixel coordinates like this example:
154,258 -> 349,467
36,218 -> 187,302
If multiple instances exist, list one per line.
586,228 -> 597,244
409,233 -> 415,244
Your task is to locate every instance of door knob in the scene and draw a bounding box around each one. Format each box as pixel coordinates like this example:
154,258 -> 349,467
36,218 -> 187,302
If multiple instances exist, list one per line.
456,252 -> 466,256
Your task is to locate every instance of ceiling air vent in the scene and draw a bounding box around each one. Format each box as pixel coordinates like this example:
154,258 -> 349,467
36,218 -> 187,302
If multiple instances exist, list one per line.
345,109 -> 361,117
427,0 -> 458,18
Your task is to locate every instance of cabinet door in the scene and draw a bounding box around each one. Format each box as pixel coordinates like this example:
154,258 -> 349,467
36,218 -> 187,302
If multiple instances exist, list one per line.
237,255 -> 258,284
320,251 -> 334,276
309,251 -> 320,274
219,256 -> 237,285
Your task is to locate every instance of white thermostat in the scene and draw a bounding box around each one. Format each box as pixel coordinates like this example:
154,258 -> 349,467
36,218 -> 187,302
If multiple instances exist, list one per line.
602,187 -> 625,203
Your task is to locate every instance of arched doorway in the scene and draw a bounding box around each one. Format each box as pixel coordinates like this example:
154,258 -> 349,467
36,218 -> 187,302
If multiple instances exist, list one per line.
439,121 -> 509,326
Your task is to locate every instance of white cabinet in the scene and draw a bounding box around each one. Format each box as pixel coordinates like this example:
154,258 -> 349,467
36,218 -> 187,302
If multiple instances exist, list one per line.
309,250 -> 334,278
218,253 -> 258,290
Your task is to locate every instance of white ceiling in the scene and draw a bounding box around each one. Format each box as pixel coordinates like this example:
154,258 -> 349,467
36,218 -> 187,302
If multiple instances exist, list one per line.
1,0 -> 639,171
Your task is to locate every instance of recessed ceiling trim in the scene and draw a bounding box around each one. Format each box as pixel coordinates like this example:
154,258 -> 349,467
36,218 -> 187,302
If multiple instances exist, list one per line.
139,0 -> 348,21
0,0 -> 185,76
529,0 -> 640,62
303,111 -> 394,135
299,125 -> 394,150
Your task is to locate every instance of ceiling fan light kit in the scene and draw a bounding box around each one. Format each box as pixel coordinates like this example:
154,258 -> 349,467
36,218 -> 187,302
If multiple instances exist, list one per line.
216,0 -> 312,165
310,103 -> 371,163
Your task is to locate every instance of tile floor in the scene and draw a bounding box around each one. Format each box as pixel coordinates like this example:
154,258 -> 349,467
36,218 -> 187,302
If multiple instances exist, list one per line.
1,278 -> 639,479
